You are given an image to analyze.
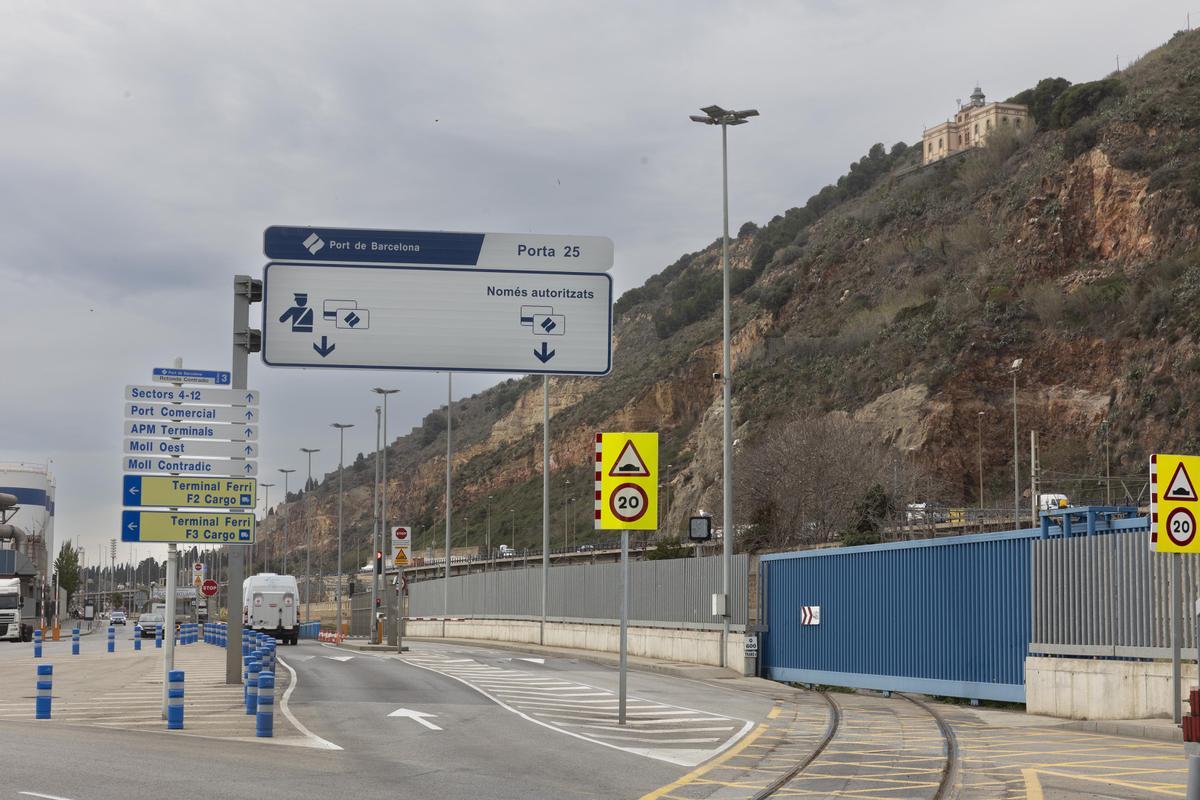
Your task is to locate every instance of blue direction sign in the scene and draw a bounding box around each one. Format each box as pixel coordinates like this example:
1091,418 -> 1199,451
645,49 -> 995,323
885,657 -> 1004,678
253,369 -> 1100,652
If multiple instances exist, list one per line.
264,226 -> 613,272
152,368 -> 231,385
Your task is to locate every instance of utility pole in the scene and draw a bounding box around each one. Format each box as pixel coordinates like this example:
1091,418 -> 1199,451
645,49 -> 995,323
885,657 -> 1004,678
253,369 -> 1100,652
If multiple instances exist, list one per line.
372,405 -> 381,642
372,388 -> 398,642
332,422 -> 354,637
257,482 -> 274,575
278,468 -> 295,573
228,275 -> 260,685
445,374 -> 453,619
300,447 -> 320,621
486,496 -> 493,570
541,375 -> 549,645
1010,358 -> 1023,528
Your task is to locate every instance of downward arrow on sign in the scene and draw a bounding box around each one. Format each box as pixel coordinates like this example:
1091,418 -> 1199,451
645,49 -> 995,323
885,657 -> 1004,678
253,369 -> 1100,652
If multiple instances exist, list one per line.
388,708 -> 442,730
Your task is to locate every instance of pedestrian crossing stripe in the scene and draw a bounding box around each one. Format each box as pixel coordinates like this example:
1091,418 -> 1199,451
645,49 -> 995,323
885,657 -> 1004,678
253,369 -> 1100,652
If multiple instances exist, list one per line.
1165,461 -> 1198,501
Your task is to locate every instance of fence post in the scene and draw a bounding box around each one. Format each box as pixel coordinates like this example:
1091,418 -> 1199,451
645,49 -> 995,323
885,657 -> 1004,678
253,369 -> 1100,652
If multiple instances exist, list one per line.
256,671 -> 274,737
167,669 -> 185,730
35,664 -> 52,719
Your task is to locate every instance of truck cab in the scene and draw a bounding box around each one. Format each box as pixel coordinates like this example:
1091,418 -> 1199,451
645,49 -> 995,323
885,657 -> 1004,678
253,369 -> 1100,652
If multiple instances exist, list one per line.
0,577 -> 33,641
243,573 -> 300,645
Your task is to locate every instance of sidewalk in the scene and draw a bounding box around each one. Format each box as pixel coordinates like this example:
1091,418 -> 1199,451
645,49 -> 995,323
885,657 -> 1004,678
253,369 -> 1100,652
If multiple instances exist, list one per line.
0,639 -> 311,745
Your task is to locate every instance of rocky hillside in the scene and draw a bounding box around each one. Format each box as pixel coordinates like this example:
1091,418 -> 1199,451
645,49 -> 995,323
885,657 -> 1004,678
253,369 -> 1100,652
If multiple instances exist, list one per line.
255,28 -> 1200,570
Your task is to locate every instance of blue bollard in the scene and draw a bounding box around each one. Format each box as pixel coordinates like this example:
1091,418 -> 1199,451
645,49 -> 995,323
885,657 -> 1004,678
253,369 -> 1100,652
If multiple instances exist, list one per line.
245,659 -> 260,715
155,625 -> 162,648
35,664 -> 52,719
71,627 -> 79,656
134,625 -> 142,651
167,669 -> 184,730
107,626 -> 115,653
256,671 -> 274,737
33,629 -> 42,659
242,628 -> 251,657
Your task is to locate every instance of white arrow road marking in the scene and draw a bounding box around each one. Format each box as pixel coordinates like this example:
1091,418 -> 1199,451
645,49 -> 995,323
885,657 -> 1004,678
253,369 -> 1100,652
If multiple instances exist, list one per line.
20,792 -> 79,800
388,708 -> 442,730
323,655 -> 354,662
518,657 -> 546,664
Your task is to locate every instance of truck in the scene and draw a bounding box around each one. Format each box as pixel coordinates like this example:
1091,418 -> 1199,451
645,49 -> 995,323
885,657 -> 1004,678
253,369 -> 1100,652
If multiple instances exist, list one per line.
1038,493 -> 1070,512
243,573 -> 299,645
0,577 -> 35,642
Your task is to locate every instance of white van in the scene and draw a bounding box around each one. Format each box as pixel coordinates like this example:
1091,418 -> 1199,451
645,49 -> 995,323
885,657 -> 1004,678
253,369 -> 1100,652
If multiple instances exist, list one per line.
243,573 -> 300,645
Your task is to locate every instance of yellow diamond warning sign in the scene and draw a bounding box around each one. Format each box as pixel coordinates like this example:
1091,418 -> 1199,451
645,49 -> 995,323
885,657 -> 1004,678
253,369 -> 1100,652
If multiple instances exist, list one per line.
1155,454 -> 1200,553
595,432 -> 658,531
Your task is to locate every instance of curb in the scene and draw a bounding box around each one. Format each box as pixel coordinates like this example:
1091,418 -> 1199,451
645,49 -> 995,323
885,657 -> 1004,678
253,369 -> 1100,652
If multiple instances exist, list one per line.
1059,718 -> 1183,743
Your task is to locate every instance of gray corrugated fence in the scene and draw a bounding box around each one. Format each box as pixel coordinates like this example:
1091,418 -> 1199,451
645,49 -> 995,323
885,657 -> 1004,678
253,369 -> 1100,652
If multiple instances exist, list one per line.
393,554 -> 747,630
1031,528 -> 1198,658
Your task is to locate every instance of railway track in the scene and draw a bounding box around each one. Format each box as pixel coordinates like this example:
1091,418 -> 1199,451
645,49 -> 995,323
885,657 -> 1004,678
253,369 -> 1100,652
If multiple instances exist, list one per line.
753,689 -> 958,800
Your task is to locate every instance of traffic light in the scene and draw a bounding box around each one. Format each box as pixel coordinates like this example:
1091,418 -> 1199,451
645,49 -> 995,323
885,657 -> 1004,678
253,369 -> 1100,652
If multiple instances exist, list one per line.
375,551 -> 383,575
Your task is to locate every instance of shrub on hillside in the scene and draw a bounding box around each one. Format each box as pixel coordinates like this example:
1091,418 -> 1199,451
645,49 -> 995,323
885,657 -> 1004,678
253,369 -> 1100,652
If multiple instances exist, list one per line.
1008,77 -> 1072,128
1049,78 -> 1126,128
1063,119 -> 1101,160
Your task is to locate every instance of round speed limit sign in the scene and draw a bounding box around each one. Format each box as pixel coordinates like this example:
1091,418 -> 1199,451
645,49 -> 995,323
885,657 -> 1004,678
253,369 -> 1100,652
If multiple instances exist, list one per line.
609,483 -> 649,524
1167,507 -> 1197,547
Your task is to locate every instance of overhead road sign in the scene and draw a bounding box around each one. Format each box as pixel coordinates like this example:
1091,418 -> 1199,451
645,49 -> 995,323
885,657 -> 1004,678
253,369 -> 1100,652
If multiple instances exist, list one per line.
124,438 -> 259,459
123,476 -> 256,509
152,368 -> 230,385
264,226 -> 613,273
122,510 -> 255,544
123,455 -> 258,477
124,420 -> 258,441
261,262 -> 612,375
595,432 -> 658,531
1155,453 -> 1200,553
126,385 -> 259,406
125,402 -> 259,424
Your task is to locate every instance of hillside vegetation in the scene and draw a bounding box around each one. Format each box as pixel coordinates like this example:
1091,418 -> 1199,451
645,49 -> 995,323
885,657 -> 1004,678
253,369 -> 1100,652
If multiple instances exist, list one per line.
255,28 -> 1200,570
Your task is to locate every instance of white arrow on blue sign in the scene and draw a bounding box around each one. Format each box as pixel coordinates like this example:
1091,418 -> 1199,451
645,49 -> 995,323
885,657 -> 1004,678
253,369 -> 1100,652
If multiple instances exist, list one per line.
126,385 -> 259,406
124,438 -> 258,459
124,403 -> 258,424
123,455 -> 258,477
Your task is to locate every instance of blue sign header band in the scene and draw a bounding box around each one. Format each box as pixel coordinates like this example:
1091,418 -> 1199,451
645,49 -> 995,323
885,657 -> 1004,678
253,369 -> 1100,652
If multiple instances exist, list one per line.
152,368 -> 231,385
265,226 -> 485,266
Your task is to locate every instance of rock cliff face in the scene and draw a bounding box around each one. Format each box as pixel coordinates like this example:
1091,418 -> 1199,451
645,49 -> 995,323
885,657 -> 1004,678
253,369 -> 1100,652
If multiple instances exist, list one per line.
258,30 -> 1200,567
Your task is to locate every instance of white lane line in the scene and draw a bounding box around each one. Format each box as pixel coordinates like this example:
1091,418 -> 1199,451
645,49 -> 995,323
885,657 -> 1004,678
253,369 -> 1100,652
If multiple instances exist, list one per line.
400,657 -> 750,767
562,723 -> 739,734
276,656 -> 342,751
19,791 -> 78,800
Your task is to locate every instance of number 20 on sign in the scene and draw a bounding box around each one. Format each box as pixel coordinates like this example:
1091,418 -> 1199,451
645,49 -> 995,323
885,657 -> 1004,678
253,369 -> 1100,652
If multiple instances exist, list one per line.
1155,453 -> 1200,553
595,432 -> 658,531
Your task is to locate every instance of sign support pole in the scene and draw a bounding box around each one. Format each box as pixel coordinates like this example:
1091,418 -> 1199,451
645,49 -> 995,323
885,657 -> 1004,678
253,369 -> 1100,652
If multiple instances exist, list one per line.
619,529 -> 629,725
444,373 -> 452,625
1175,553 -> 1183,724
163,542 -> 176,719
542,376 -> 549,646
226,275 -> 252,685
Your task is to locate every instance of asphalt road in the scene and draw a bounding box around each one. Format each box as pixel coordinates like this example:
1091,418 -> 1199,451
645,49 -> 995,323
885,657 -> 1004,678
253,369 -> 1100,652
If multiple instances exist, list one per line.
1,638 -> 759,799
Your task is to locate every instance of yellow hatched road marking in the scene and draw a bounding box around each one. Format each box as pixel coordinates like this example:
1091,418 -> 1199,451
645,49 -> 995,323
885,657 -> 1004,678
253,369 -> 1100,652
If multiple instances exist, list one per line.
639,723 -> 770,799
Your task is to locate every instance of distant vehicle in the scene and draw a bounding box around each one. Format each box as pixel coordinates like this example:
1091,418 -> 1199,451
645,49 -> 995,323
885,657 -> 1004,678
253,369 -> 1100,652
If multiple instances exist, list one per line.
111,610 -> 127,625
576,544 -> 596,553
905,503 -> 948,524
498,545 -> 515,558
1038,494 -> 1070,512
0,577 -> 34,642
243,573 -> 299,645
137,613 -> 163,637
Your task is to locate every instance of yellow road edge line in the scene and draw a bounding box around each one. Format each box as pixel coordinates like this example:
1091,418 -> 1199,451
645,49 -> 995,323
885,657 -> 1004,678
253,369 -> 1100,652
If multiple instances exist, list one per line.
640,723 -> 770,800
768,706 -> 782,719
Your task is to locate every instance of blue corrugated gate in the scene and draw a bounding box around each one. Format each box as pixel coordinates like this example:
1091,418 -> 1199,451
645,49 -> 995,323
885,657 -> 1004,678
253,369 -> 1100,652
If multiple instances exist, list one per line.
760,528 -> 1040,702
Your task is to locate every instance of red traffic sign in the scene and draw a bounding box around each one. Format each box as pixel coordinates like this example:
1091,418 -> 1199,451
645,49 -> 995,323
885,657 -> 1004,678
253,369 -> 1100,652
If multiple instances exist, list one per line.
608,483 -> 649,524
1167,507 -> 1197,548
200,579 -> 219,597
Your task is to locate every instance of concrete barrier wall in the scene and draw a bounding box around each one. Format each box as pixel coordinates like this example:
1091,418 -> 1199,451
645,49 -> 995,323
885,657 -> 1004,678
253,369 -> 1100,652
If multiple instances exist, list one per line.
1026,655 -> 1197,720
406,618 -> 752,675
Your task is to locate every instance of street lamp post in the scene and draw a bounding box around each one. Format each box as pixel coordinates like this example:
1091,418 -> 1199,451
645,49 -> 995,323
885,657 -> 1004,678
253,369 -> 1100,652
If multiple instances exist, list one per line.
1010,359 -> 1023,528
486,496 -> 493,568
510,508 -> 516,550
690,103 -> 758,669
331,423 -> 354,637
562,479 -> 571,552
371,388 -> 399,636
258,482 -> 274,575
278,469 -> 295,574
977,411 -> 986,511
300,446 -> 320,622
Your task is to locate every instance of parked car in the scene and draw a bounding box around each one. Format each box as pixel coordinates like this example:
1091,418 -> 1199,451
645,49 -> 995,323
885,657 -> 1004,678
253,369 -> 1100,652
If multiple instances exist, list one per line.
110,610 -> 127,625
137,613 -> 163,637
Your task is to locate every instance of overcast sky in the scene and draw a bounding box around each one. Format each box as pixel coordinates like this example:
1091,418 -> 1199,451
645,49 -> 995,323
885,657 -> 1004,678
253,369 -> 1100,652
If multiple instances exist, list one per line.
0,0 -> 1181,562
